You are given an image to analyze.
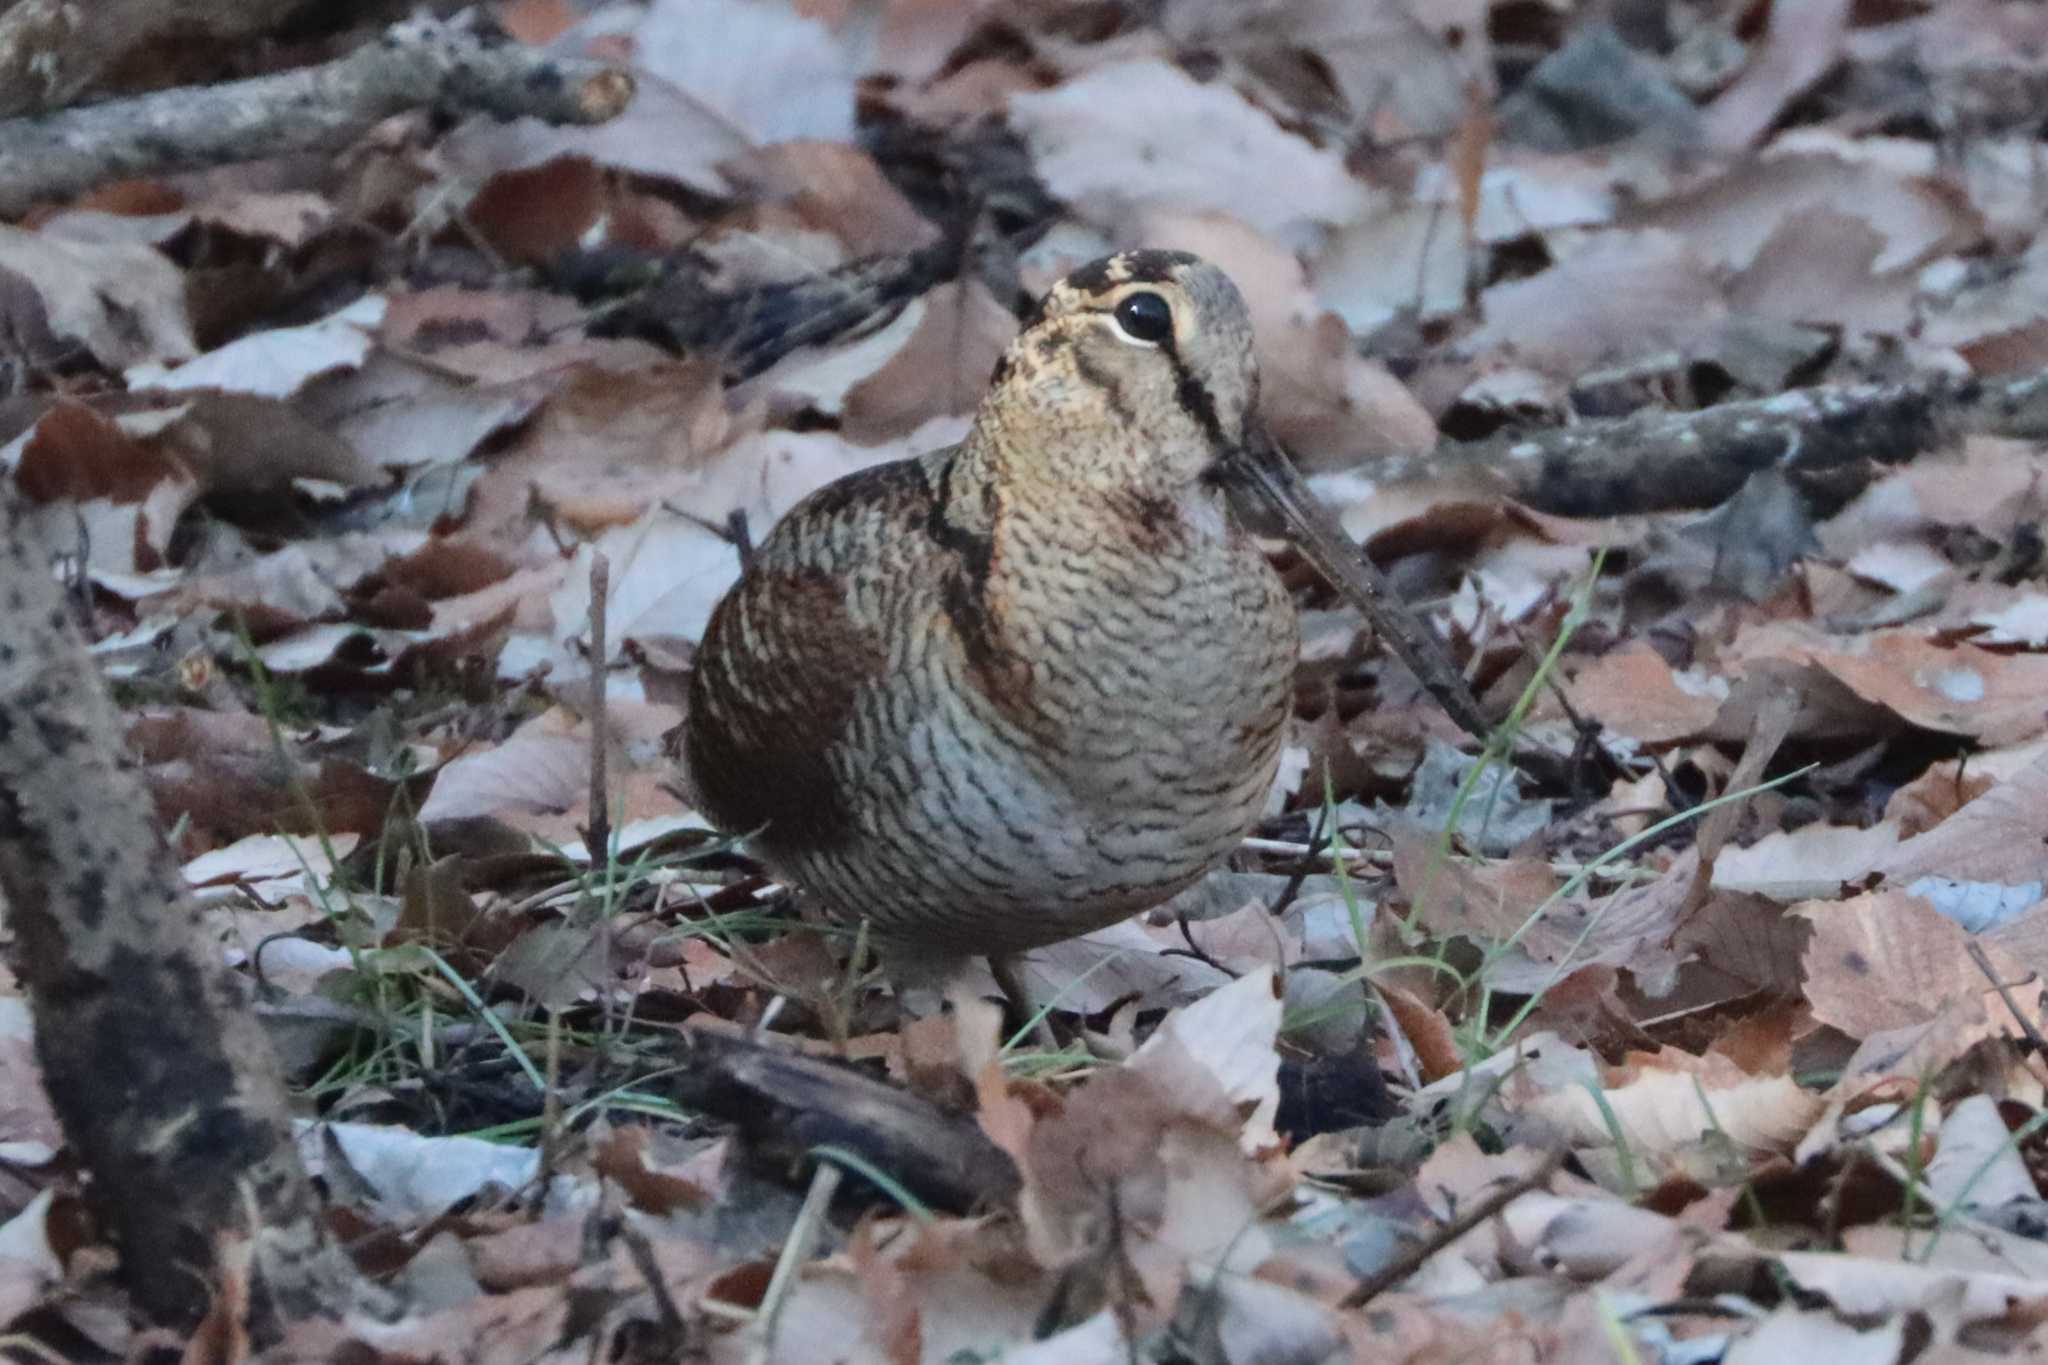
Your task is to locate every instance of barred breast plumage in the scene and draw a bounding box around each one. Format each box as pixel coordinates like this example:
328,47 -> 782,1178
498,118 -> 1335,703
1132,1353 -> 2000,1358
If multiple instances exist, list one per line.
685,250 -> 1302,958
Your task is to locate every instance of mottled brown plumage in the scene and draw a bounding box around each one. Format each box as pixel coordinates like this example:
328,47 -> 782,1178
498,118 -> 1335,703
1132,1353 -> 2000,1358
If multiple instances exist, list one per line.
686,250 -> 1309,957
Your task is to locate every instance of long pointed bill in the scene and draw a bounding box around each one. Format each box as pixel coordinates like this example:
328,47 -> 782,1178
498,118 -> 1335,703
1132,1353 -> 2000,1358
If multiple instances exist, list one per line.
1224,423 -> 1492,743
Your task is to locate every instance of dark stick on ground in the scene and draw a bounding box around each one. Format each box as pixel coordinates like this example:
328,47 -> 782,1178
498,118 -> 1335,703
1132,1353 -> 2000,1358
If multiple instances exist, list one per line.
1339,1146 -> 1567,1309
0,480 -> 380,1333
660,1025 -> 1021,1214
1393,370 -> 2048,520
0,15 -> 634,217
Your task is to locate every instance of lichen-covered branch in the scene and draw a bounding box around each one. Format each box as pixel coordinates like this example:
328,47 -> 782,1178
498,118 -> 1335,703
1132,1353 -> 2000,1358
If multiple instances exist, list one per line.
1390,371 -> 2048,519
0,0 -> 322,119
0,15 -> 635,216
0,486 -> 371,1332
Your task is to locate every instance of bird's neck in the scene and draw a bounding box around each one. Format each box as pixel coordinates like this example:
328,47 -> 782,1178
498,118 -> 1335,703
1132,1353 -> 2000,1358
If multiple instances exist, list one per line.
952,396 -> 1229,550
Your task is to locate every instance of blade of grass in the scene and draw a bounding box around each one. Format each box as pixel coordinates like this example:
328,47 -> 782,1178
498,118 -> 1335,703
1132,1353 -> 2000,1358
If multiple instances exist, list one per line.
807,1144 -> 936,1224
417,945 -> 549,1094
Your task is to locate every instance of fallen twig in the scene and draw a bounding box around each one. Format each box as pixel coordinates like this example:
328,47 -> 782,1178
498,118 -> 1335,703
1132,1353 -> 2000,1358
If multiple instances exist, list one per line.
1968,940 -> 2048,1059
0,15 -> 634,216
1339,1146 -> 1568,1308
1388,370 -> 2048,519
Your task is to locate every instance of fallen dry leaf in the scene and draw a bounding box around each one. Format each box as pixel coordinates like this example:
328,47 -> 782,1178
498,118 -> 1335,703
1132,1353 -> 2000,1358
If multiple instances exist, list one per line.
0,222 -> 195,368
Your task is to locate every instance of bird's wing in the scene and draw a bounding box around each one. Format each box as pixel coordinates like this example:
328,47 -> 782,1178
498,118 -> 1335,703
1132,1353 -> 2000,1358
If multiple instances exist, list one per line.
683,452 -> 956,849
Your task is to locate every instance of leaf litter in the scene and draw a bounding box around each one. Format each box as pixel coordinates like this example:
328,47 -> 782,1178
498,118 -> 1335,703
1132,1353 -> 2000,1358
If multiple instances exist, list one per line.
9,0 -> 2048,1360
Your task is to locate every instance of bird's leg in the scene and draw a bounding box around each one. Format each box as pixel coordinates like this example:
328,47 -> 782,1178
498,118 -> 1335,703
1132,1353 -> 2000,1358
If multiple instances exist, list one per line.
988,955 -> 1059,1054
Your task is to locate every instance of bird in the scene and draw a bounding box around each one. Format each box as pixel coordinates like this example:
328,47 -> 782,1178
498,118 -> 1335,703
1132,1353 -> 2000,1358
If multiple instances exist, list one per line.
683,249 -> 1420,983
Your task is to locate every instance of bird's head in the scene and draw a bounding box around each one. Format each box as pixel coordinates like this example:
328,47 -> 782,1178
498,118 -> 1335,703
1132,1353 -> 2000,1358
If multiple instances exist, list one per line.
975,250 -> 1409,626
977,249 -> 1267,503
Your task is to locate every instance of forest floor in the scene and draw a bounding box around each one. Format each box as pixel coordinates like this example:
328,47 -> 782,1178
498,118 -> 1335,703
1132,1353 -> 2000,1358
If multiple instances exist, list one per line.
4,1 -> 2048,1361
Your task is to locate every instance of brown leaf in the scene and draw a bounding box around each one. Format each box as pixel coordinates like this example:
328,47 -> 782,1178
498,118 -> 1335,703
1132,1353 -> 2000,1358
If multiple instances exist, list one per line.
840,280 -> 1016,444
1726,207 -> 1916,335
1699,0 -> 1854,152
466,156 -> 607,266
498,0 -> 579,43
1449,77 -> 1493,238
155,391 -> 384,494
465,361 -> 749,542
718,140 -> 939,258
1878,745 -> 2048,891
0,222 -> 195,368
1526,1046 -> 1825,1164
13,399 -> 189,504
1011,60 -> 1368,237
1468,229 -> 1727,379
1796,629 -> 2048,744
590,1125 -> 709,1215
1375,979 -> 1464,1083
1568,645 -> 1725,746
1629,135 -> 1976,276
1798,890 -> 2019,1039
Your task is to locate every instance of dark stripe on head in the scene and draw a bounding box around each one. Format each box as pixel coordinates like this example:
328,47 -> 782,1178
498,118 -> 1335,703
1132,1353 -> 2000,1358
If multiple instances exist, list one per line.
1154,329 -> 1226,447
1118,249 -> 1199,283
1060,249 -> 1200,298
1173,369 -> 1225,446
1016,250 -> 1204,341
1059,256 -> 1121,297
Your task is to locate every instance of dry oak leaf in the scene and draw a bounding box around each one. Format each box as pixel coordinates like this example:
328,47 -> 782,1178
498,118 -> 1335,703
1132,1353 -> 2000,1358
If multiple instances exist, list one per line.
1697,0 -> 1852,151
1729,622 -> 2048,745
979,968 -> 1288,1321
6,400 -> 196,576
1523,1046 -> 1825,1164
1494,1192 -> 1700,1280
152,391 -> 385,495
1311,199 -> 1470,331
1009,59 -> 1370,239
1628,130 -> 1978,276
839,278 -> 1016,445
1726,205 -> 1917,336
126,295 -> 385,398
718,139 -> 938,259
1771,1248 -> 2048,1328
0,222 -> 195,369
1465,228 -> 1728,379
1711,822 -> 1905,903
635,0 -> 860,144
462,360 -> 750,542
1878,744 -> 2048,893
1567,645 -> 1726,746
1797,889 -> 2030,1041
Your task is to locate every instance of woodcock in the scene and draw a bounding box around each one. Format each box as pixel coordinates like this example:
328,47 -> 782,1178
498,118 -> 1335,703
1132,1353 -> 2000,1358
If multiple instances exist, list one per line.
687,250 -> 1377,961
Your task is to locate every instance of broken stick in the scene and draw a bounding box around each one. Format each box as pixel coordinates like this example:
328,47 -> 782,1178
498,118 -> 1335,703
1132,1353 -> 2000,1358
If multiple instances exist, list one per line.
0,15 -> 634,217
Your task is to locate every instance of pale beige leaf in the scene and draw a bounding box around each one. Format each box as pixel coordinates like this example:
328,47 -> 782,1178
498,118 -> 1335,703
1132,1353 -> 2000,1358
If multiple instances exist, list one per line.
127,296 -> 385,398
0,222 -> 194,368
1011,60 -> 1370,238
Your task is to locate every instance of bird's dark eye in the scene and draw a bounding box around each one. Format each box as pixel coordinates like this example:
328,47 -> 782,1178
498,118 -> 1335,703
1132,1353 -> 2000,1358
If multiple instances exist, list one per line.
1113,291 -> 1174,344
